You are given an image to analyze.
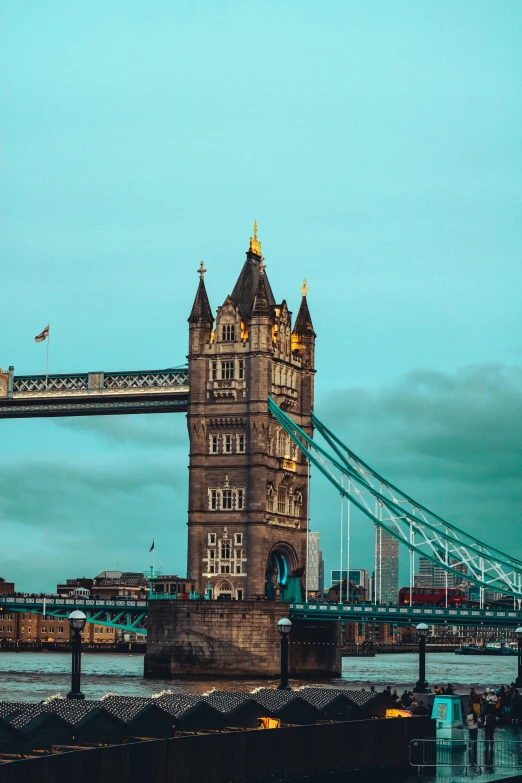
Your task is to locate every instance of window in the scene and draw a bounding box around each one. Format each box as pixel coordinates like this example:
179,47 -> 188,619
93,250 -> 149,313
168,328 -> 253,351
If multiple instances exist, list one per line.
221,361 -> 234,379
222,490 -> 233,509
222,324 -> 235,342
236,489 -> 244,510
208,533 -> 216,545
238,360 -> 244,379
210,360 -> 218,381
234,533 -> 243,545
220,564 -> 230,574
209,435 -> 219,454
210,490 -> 219,510
221,541 -> 231,559
208,564 -> 215,573
237,434 -> 245,453
106,628 -> 110,634
223,434 -> 232,453
7,626 -> 12,632
209,549 -> 215,560
278,489 -> 288,514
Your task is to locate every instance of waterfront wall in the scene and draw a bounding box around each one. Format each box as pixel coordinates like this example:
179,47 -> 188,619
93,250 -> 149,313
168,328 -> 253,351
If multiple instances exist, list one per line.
0,716 -> 434,783
145,600 -> 341,678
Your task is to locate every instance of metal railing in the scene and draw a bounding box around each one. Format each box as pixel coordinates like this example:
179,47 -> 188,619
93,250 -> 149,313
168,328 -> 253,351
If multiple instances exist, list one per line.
410,738 -> 522,773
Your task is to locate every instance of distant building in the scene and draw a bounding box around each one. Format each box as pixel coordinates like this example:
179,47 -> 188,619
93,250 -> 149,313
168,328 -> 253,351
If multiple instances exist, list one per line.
374,528 -> 399,603
331,569 -> 370,596
0,577 -> 15,595
0,612 -> 116,645
318,555 -> 324,594
307,532 -> 321,592
58,571 -> 149,600
152,575 -> 196,598
414,557 -> 456,589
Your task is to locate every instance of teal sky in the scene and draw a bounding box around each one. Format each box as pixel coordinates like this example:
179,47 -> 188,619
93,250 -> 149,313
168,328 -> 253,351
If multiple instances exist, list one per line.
1,1 -> 520,591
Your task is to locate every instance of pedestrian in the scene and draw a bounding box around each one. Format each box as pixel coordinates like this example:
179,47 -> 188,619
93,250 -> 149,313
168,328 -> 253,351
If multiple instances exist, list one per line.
468,688 -> 481,720
466,710 -> 479,763
484,709 -> 496,753
433,685 -> 443,695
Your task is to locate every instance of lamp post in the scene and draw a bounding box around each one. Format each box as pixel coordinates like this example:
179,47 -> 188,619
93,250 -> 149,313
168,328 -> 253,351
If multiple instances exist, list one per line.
67,610 -> 86,700
277,618 -> 292,691
415,622 -> 429,693
515,627 -> 522,687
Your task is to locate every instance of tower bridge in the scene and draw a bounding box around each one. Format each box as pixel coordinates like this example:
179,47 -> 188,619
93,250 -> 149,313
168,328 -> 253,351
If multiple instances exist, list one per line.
1,224 -> 520,678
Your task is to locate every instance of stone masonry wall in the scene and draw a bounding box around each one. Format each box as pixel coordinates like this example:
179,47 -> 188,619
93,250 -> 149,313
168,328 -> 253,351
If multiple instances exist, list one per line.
144,600 -> 341,679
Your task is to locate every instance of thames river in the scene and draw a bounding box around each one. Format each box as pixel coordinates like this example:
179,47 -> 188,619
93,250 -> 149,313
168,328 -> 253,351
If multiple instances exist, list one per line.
0,652 -> 519,702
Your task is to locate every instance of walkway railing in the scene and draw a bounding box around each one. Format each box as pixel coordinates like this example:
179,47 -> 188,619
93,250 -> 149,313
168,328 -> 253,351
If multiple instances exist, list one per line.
410,738 -> 522,773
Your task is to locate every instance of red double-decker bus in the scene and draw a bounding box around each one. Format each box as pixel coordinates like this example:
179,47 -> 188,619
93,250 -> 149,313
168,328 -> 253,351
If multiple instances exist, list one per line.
398,587 -> 466,607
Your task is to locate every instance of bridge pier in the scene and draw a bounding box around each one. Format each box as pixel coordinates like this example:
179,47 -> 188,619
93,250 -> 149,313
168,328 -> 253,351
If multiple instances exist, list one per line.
144,600 -> 342,679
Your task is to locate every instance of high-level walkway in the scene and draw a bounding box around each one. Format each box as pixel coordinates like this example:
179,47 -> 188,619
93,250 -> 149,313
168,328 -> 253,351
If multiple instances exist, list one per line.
0,367 -> 188,418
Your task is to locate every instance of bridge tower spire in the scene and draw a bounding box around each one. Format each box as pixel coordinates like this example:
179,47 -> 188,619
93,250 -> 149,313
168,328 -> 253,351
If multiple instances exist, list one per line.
185,226 -> 315,601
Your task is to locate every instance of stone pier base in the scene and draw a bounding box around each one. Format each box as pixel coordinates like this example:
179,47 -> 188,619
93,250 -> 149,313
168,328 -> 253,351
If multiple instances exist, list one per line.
144,600 -> 341,679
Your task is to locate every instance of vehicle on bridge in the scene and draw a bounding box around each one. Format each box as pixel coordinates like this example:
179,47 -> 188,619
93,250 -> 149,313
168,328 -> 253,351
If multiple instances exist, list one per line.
398,587 -> 466,607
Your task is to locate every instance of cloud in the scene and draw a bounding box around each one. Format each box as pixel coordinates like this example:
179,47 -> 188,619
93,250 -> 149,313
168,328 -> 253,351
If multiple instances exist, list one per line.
313,363 -> 522,572
54,412 -> 188,448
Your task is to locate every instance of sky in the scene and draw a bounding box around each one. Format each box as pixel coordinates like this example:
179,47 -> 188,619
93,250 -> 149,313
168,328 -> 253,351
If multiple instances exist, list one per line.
0,1 -> 520,592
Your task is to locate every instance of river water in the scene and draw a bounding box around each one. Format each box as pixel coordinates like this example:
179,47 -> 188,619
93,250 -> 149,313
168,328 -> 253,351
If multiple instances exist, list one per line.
0,651 -> 519,702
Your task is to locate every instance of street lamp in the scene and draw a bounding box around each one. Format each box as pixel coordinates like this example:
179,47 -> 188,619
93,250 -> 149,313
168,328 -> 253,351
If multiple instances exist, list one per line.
277,618 -> 292,691
415,622 -> 429,694
67,610 -> 86,700
515,627 -> 522,688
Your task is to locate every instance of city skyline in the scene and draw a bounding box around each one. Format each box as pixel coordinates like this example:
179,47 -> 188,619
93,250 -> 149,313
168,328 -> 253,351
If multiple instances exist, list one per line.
1,1 -> 520,592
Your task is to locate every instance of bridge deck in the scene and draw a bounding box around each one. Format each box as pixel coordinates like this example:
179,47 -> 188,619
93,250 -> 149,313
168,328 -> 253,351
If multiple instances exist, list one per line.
289,602 -> 522,628
0,367 -> 188,417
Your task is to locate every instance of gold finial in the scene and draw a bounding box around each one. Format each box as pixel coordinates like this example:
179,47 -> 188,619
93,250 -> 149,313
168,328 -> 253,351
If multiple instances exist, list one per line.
198,260 -> 207,279
300,278 -> 309,297
249,220 -> 262,255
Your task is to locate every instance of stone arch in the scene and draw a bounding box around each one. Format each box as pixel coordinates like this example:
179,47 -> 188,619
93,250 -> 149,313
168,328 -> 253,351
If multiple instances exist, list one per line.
265,541 -> 299,601
214,580 -> 233,600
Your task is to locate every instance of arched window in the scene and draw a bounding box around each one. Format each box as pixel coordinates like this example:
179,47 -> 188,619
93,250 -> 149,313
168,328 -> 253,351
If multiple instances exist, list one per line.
222,324 -> 235,342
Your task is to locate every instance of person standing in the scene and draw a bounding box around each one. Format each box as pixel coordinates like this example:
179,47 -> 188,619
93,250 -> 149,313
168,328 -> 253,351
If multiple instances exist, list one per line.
484,709 -> 496,753
469,689 -> 481,720
466,711 -> 479,764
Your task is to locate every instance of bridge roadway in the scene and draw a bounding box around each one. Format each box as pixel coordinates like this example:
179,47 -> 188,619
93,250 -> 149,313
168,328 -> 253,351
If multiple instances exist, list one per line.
289,602 -> 522,629
3,596 -> 522,634
0,595 -> 148,635
0,367 -> 189,418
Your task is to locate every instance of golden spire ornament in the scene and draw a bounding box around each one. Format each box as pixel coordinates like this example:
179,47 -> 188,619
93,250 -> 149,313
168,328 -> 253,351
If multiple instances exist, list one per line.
249,221 -> 262,255
300,278 -> 309,297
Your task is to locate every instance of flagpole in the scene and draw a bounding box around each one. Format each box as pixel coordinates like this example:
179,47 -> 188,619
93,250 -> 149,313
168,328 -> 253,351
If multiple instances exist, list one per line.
45,323 -> 50,390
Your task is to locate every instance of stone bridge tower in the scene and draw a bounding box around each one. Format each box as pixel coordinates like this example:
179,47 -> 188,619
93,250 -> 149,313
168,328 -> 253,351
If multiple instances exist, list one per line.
186,225 -> 316,601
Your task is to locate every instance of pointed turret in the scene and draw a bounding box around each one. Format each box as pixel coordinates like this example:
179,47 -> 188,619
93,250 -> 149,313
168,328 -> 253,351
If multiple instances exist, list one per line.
293,279 -> 316,337
251,264 -> 271,318
231,222 -> 276,318
188,262 -> 214,324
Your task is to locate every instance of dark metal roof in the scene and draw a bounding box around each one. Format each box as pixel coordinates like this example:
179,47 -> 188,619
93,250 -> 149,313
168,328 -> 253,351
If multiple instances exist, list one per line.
231,252 -> 276,319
